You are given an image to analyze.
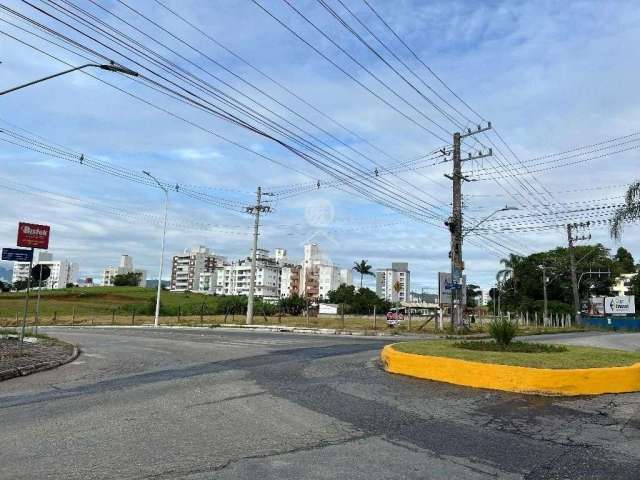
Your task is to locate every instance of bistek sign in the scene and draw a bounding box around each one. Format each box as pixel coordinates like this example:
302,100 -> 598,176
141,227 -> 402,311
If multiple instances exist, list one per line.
17,222 -> 50,249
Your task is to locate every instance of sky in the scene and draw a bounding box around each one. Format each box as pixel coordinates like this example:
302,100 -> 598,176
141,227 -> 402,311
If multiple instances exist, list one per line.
0,0 -> 639,292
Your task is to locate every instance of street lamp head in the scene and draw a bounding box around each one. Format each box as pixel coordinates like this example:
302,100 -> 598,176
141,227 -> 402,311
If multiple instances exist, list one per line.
100,63 -> 139,77
500,205 -> 519,212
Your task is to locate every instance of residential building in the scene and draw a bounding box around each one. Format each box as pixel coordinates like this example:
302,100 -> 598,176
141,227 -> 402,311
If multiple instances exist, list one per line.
170,246 -> 225,292
376,262 -> 411,303
206,248 -> 281,300
612,273 -> 637,296
12,251 -> 78,289
279,264 -> 301,298
300,243 -> 350,300
480,289 -> 492,306
102,254 -> 147,287
274,248 -> 288,265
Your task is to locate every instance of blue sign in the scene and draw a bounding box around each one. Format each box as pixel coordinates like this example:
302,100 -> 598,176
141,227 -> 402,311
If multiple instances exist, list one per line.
2,247 -> 33,262
445,282 -> 462,291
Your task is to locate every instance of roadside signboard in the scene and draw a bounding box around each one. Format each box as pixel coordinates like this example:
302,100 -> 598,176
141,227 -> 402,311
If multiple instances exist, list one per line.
604,296 -> 635,315
438,272 -> 467,305
17,222 -> 50,249
588,296 -> 605,316
2,247 -> 33,262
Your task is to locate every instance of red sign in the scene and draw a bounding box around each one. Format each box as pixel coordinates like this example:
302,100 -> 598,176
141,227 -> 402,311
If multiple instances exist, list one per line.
17,222 -> 50,249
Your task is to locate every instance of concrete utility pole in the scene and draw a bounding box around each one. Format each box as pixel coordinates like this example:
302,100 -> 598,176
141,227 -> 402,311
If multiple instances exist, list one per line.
567,223 -> 591,326
143,170 -> 169,328
245,186 -> 272,325
446,124 -> 492,329
538,264 -> 549,325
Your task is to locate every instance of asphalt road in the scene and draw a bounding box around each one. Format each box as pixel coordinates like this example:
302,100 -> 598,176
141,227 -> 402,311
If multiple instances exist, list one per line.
1,328 -> 639,479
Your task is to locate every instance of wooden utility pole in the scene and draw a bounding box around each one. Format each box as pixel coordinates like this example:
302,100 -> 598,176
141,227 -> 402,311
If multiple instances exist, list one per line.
446,124 -> 492,329
245,186 -> 272,325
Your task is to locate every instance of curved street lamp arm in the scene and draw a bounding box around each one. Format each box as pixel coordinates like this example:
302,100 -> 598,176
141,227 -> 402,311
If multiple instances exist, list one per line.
0,63 -> 139,96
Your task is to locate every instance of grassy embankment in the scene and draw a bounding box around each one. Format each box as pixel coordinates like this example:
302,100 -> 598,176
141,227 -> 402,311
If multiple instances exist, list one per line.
394,340 -> 640,369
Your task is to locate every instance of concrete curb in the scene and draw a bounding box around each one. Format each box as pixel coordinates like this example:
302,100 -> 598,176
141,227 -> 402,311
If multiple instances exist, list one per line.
40,323 -> 408,338
381,344 -> 640,396
0,344 -> 79,382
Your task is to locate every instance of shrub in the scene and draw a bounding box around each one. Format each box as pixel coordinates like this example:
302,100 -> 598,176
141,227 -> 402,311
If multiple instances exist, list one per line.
488,318 -> 517,346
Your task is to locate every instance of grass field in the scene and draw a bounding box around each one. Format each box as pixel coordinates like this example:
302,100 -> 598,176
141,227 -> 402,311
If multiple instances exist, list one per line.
393,340 -> 640,369
0,287 -> 594,335
0,287 -> 441,332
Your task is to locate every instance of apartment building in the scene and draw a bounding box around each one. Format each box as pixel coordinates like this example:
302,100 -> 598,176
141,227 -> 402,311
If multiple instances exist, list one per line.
102,254 -> 147,287
12,251 -> 79,289
300,243 -> 351,300
170,246 -> 225,292
279,264 -> 301,298
205,248 -> 281,300
376,262 -> 411,303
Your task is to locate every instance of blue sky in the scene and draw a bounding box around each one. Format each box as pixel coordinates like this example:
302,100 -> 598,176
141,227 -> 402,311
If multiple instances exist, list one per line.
0,0 -> 639,292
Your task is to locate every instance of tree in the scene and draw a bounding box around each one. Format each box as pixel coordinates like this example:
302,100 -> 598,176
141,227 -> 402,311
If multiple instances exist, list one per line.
13,279 -> 28,291
113,272 -> 142,287
631,274 -> 640,311
466,284 -> 481,308
393,280 -> 402,310
278,293 -> 305,316
328,284 -> 356,304
613,247 -> 636,273
496,254 -> 523,292
611,181 -> 640,239
326,285 -> 390,315
0,280 -> 11,292
352,260 -> 375,288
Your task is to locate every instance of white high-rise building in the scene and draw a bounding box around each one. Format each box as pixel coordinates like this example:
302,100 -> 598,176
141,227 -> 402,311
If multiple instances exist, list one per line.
376,262 -> 410,303
102,254 -> 147,287
12,251 -> 78,289
300,243 -> 350,300
170,246 -> 225,292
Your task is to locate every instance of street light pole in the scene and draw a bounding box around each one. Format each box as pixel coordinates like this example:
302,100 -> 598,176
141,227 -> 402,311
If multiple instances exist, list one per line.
463,206 -> 519,238
143,171 -> 169,328
0,63 -> 138,96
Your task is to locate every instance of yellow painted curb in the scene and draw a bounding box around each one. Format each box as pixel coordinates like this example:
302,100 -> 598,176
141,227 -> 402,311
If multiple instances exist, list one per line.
381,344 -> 640,396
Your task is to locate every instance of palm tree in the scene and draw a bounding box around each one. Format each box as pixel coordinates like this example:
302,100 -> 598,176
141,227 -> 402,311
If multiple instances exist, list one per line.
496,254 -> 523,293
352,259 -> 375,288
393,280 -> 402,312
611,181 -> 640,240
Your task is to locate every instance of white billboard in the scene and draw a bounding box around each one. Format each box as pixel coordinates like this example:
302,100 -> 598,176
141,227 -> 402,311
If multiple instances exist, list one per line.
604,296 -> 635,315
